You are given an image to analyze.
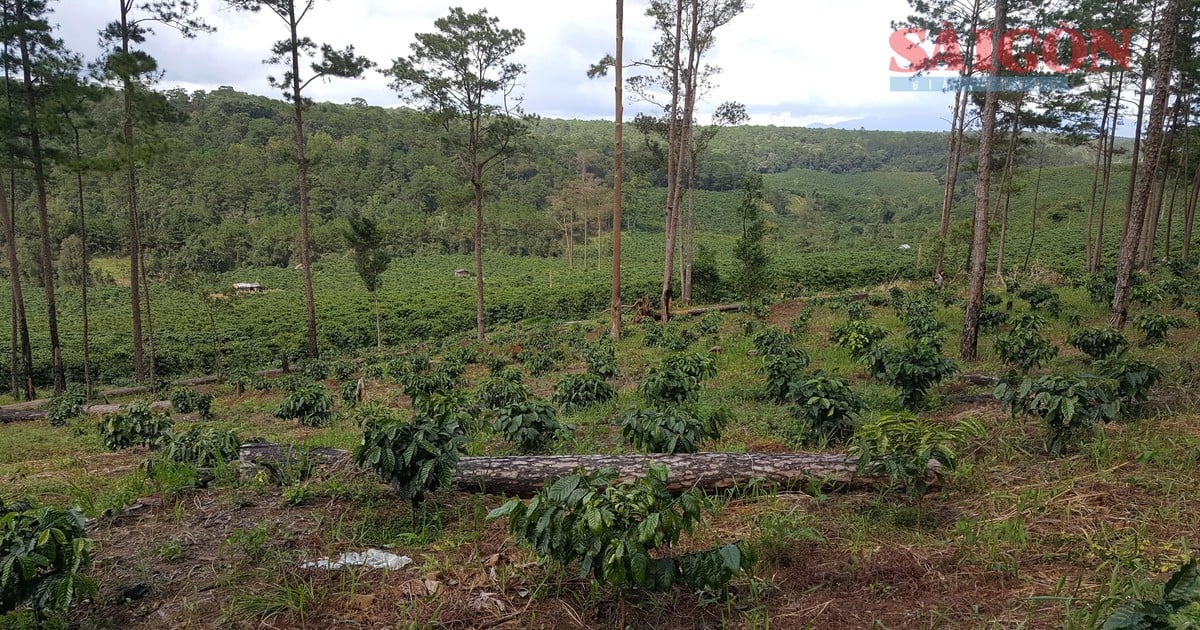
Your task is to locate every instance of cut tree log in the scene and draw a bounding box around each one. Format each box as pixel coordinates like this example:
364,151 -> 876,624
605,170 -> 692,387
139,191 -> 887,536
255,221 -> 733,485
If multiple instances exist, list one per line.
681,303 -> 741,317
0,368 -> 285,414
238,444 -> 935,497
1,400 -> 172,423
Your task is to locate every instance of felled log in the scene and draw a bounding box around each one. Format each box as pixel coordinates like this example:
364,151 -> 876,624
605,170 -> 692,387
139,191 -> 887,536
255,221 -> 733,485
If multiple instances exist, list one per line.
681,303 -> 741,317
0,400 -> 172,423
238,445 -> 934,497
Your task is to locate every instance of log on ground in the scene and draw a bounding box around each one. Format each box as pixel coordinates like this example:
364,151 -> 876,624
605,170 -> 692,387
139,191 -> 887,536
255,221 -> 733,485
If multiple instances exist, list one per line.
238,445 -> 935,497
0,400 -> 172,423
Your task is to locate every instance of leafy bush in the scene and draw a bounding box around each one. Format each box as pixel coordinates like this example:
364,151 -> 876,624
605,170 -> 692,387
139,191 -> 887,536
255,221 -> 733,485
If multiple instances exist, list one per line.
898,298 -> 944,346
494,400 -> 565,453
552,373 -> 616,412
493,364 -> 523,383
1133,313 -> 1187,345
273,381 -> 333,427
1086,274 -> 1113,305
788,371 -> 867,445
850,413 -> 984,496
1066,327 -> 1128,360
618,406 -> 727,454
761,353 -> 812,404
522,352 -> 557,377
831,319 -> 889,359
99,402 -> 173,450
994,374 -> 1120,454
994,314 -> 1059,373
864,342 -> 959,410
1130,284 -> 1166,306
339,378 -> 362,407
488,466 -> 751,592
584,340 -> 619,379
1095,356 -> 1165,414
1018,284 -> 1062,316
696,312 -> 723,336
299,359 -> 329,381
46,385 -> 86,427
331,359 -> 357,381
644,322 -> 698,352
1101,558 -> 1200,629
639,353 -> 718,407
752,326 -> 797,358
0,501 -> 95,618
155,426 -> 241,469
354,405 -> 467,511
475,377 -> 530,411
398,369 -> 458,399
168,388 -> 214,419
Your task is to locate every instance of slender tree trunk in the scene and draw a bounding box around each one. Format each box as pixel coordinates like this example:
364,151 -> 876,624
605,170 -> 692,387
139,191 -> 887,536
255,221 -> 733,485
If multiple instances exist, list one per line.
1119,64 -> 1152,249
994,108 -> 1021,278
289,8 -> 319,358
1140,101 -> 1181,269
1085,75 -> 1115,272
610,0 -> 624,341
1092,93 -> 1121,273
118,4 -> 145,383
473,177 -> 485,341
682,156 -> 696,305
0,176 -> 32,399
1112,0 -> 1181,328
373,290 -> 382,351
1022,139 -> 1046,272
72,124 -> 92,396
1183,161 -> 1200,261
140,252 -> 156,386
16,9 -> 62,393
960,0 -> 1005,361
936,85 -> 966,277
659,0 -> 684,323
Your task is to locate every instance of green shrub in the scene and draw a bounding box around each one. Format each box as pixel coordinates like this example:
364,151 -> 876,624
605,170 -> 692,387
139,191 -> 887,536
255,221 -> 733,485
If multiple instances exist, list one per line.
863,342 -> 959,410
696,312 -> 723,336
354,406 -> 467,511
1086,275 -> 1113,305
898,299 -> 943,346
1095,356 -> 1165,415
584,340 -> 619,379
99,402 -> 173,450
46,385 -> 86,427
339,378 -> 362,407
831,319 -> 889,359
494,400 -> 565,453
618,406 -> 727,454
850,413 -> 983,496
1133,313 -> 1187,345
1066,327 -> 1128,360
523,352 -> 557,377
1018,284 -> 1062,317
994,374 -> 1120,454
761,354 -> 811,404
1130,284 -> 1166,306
488,465 -> 751,592
331,360 -> 357,381
552,373 -> 616,412
299,359 -> 329,381
1101,558 -> 1200,629
273,382 -> 333,427
0,501 -> 95,618
168,388 -> 214,419
752,326 -> 797,358
994,314 -> 1059,373
475,377 -> 530,411
155,426 -> 241,469
399,369 -> 458,399
493,364 -> 523,383
788,371 -> 867,445
639,353 -> 718,407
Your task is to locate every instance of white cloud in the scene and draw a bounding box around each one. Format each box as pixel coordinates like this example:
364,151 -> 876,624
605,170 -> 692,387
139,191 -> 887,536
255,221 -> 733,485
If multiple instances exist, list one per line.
52,0 -> 958,130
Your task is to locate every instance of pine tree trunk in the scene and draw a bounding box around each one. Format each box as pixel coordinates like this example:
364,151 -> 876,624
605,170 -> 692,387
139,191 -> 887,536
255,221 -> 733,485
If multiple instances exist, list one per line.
659,0 -> 684,323
1022,139 -> 1046,272
72,123 -> 92,396
119,5 -> 144,383
960,0 -> 1005,361
1085,75 -> 1115,273
0,175 -> 32,399
610,0 -> 624,341
473,177 -> 486,341
290,8 -> 319,359
1111,0 -> 1181,328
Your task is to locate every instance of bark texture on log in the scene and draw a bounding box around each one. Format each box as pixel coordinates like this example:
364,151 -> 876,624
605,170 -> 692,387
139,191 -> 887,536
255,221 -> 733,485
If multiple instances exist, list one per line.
681,304 -> 741,317
1,400 -> 172,422
237,445 -> 935,497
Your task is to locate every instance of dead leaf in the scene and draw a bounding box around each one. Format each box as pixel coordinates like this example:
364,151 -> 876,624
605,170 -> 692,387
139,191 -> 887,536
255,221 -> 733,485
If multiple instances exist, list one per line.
470,591 -> 506,613
423,579 -> 442,596
345,593 -> 375,611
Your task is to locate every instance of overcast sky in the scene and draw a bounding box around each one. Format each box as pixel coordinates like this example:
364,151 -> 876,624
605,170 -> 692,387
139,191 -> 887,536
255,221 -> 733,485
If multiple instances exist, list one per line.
54,0 -> 958,132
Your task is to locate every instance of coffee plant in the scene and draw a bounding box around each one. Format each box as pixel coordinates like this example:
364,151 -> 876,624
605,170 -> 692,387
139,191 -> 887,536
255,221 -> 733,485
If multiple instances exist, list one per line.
476,376 -> 530,411
752,326 -> 797,357
331,359 -> 357,381
618,406 -> 727,454
46,385 -> 87,427
154,426 -> 241,469
696,312 -> 723,336
1101,558 -> 1200,629
584,340 -> 619,379
639,353 -> 718,407
339,378 -> 363,407
552,373 -> 616,412
761,353 -> 812,404
168,388 -> 214,419
99,402 -> 174,450
494,399 -> 566,453
488,465 -> 751,592
864,342 -> 959,410
850,413 -> 984,496
1066,327 -> 1128,360
788,371 -> 867,445
1095,356 -> 1165,415
1018,284 -> 1062,317
994,314 -> 1059,373
831,318 -> 889,359
354,405 -> 467,512
994,374 -> 1121,454
273,381 -> 333,427
0,501 -> 95,618
299,359 -> 329,381
1133,313 -> 1187,346
523,352 -> 558,377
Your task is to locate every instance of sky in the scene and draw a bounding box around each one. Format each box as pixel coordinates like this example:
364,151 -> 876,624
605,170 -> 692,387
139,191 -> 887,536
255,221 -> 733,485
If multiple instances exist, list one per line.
54,0 -> 959,132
